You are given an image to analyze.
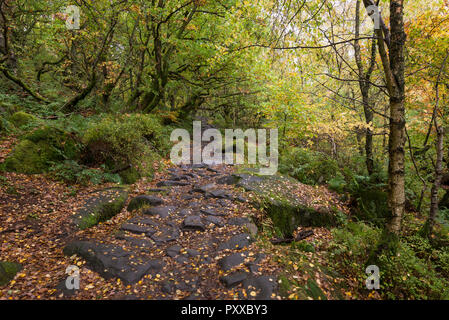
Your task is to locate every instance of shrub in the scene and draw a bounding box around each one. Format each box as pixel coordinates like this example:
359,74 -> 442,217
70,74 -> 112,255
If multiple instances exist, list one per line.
4,126 -> 81,174
49,160 -> 121,185
9,111 -> 37,128
279,147 -> 340,185
329,222 -> 449,299
82,114 -> 169,178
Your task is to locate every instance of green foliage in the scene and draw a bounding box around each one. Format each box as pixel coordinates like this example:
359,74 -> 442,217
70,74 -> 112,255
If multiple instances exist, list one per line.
49,160 -> 121,185
279,147 -> 340,185
82,114 -> 169,177
0,261 -> 22,286
4,126 -> 81,174
290,240 -> 316,253
329,222 -> 449,299
9,111 -> 37,129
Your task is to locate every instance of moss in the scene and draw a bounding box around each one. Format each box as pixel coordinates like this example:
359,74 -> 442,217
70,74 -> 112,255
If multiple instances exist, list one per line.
119,167 -> 141,184
4,126 -> 81,174
278,274 -> 294,297
76,188 -> 128,229
4,139 -> 48,173
304,279 -> 327,300
291,240 -> 315,253
9,111 -> 37,128
263,198 -> 339,237
0,261 -> 22,286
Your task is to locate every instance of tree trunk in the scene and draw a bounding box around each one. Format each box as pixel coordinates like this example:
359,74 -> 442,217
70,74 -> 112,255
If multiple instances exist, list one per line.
428,126 -> 444,236
385,0 -> 406,236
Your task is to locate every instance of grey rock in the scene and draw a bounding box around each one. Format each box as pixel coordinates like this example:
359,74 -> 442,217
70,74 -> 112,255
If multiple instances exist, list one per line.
156,180 -> 189,187
166,245 -> 182,258
120,223 -> 155,236
127,195 -> 163,212
182,216 -> 205,231
200,208 -> 225,217
218,252 -> 248,271
243,276 -> 277,300
63,241 -> 162,284
204,216 -> 225,227
142,206 -> 176,218
218,233 -> 253,251
220,272 -> 249,288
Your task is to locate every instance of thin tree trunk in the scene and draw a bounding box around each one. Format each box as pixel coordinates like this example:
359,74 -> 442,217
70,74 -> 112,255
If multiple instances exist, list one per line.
426,50 -> 449,237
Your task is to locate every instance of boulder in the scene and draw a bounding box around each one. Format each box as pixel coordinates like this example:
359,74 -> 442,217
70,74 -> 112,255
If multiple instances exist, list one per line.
127,195 -> 164,211
72,187 -> 128,229
63,241 -> 162,284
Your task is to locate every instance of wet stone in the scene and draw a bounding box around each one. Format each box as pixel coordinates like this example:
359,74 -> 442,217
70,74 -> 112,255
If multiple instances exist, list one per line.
218,233 -> 252,251
178,209 -> 192,217
116,235 -> 154,249
156,180 -> 189,187
204,216 -> 225,227
166,245 -> 182,258
228,217 -> 251,226
207,189 -> 231,199
142,206 -> 176,218
182,216 -> 205,231
120,223 -> 155,236
243,276 -> 277,300
218,252 -> 248,271
220,272 -> 249,288
186,249 -> 200,257
128,216 -> 160,227
200,208 -> 225,217
193,184 -> 215,193
63,241 -> 162,284
151,225 -> 180,243
127,195 -> 164,211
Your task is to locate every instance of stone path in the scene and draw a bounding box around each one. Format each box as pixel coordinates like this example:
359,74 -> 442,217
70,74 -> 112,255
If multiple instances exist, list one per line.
63,163 -> 278,300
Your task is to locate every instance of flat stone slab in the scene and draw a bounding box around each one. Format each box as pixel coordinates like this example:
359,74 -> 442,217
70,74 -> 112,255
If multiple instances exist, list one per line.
193,184 -> 216,193
150,224 -> 180,243
218,252 -> 248,271
204,216 -> 225,227
166,245 -> 182,258
128,216 -> 160,227
218,233 -> 252,251
116,235 -> 154,250
156,180 -> 189,187
127,195 -> 164,211
200,208 -> 225,217
182,216 -> 205,231
243,276 -> 277,300
220,271 -> 249,288
142,206 -> 176,218
207,189 -> 232,199
63,241 -> 162,284
72,188 -> 128,229
120,223 -> 155,236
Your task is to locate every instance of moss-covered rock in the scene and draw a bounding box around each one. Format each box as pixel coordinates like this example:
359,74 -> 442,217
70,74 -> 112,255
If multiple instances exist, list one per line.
119,166 -> 141,184
232,169 -> 347,237
72,187 -> 128,229
0,261 -> 22,286
9,111 -> 37,128
4,126 -> 81,174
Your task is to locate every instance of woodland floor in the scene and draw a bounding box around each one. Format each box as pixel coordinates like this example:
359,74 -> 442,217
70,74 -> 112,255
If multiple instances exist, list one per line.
0,135 -> 367,300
